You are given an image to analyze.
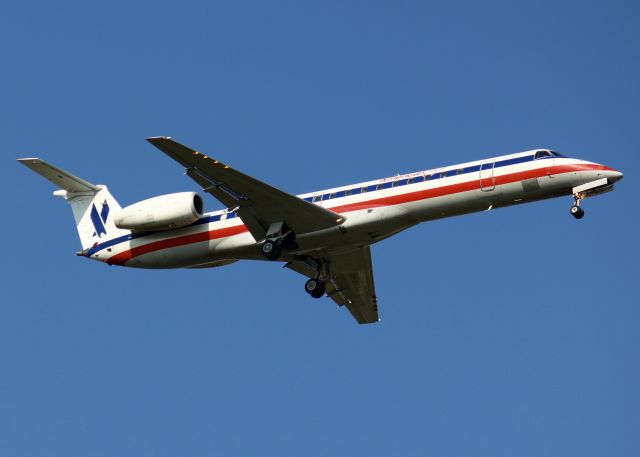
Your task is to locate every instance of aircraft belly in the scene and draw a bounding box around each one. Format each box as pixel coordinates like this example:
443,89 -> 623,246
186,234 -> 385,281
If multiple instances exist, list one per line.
125,240 -> 215,269
409,189 -> 490,222
290,205 -> 413,251
211,231 -> 261,260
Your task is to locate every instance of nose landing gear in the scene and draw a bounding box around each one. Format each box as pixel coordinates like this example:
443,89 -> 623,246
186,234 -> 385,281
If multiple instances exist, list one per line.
568,177 -> 616,220
570,194 -> 585,219
570,205 -> 584,219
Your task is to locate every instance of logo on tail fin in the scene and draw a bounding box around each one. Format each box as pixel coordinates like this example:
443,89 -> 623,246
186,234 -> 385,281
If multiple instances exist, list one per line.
90,200 -> 110,237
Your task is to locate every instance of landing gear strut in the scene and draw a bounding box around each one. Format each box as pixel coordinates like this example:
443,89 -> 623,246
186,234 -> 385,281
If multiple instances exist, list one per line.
570,194 -> 585,219
296,256 -> 327,299
305,278 -> 325,298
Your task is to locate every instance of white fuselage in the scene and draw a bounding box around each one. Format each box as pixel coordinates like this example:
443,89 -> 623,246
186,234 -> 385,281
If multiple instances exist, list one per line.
83,150 -> 621,268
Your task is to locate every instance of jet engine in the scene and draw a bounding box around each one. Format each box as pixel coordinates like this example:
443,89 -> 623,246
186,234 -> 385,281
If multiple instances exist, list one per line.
114,192 -> 204,231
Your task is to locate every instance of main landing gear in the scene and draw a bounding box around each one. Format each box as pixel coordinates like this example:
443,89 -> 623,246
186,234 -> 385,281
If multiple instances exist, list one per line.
570,194 -> 585,220
296,256 -> 327,299
304,278 -> 326,299
258,221 -> 327,299
260,239 -> 282,260
259,222 -> 296,261
303,257 -> 327,299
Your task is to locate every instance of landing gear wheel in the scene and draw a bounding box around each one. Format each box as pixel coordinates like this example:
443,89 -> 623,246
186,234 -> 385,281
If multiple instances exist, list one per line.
261,240 -> 282,260
570,205 -> 585,219
305,278 -> 325,298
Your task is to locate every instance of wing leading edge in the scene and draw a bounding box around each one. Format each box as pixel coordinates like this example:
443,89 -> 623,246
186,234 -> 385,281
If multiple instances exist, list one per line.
146,137 -> 345,241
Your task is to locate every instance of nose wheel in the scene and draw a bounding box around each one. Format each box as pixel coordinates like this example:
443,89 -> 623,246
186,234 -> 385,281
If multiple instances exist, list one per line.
570,205 -> 584,219
570,194 -> 585,219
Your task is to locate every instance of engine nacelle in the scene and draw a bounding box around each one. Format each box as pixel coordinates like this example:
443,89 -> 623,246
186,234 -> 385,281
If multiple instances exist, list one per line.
114,192 -> 204,231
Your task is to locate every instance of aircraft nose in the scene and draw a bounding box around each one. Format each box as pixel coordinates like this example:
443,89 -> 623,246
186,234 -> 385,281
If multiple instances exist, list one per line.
608,169 -> 624,183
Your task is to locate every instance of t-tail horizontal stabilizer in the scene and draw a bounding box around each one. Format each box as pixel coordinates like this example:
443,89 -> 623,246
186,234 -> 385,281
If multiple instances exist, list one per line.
17,158 -> 128,250
17,158 -> 100,193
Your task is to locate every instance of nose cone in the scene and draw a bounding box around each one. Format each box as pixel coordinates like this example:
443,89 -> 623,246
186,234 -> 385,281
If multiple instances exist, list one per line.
608,169 -> 624,184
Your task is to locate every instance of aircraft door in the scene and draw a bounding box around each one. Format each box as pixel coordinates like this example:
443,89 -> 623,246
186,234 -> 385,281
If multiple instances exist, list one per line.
479,162 -> 496,191
534,150 -> 556,179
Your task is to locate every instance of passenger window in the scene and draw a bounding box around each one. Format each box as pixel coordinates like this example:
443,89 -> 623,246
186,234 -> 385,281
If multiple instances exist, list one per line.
313,195 -> 322,202
457,168 -> 465,175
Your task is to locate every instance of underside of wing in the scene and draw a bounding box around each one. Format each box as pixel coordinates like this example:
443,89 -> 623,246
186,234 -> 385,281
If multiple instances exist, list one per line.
286,246 -> 379,324
146,137 -> 344,241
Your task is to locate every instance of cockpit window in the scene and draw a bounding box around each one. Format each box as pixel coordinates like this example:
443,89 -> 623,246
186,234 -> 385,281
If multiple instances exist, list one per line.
550,150 -> 565,158
534,150 -> 553,159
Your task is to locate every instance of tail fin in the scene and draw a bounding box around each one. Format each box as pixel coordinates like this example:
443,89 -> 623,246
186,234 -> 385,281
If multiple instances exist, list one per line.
17,158 -> 130,249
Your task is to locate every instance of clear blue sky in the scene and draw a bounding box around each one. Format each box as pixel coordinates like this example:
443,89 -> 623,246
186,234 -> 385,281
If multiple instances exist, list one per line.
1,1 -> 638,455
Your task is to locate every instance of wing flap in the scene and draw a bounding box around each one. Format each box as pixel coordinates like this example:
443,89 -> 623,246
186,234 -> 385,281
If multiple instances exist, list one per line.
286,246 -> 379,324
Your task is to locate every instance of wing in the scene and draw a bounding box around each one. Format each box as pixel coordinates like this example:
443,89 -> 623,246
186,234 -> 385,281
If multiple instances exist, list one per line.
146,137 -> 344,241
286,246 -> 379,324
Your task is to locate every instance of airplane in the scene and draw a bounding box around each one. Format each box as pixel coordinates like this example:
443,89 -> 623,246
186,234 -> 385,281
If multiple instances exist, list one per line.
18,138 -> 623,324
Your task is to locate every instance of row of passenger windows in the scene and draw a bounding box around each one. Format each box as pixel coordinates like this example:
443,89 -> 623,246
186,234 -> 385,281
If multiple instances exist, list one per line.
301,150 -> 564,203
199,151 -> 564,223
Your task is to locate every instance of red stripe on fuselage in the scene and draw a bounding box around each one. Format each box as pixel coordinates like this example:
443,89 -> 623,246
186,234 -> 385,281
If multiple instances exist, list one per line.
107,163 -> 609,265
328,163 -> 612,213
107,225 -> 249,266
